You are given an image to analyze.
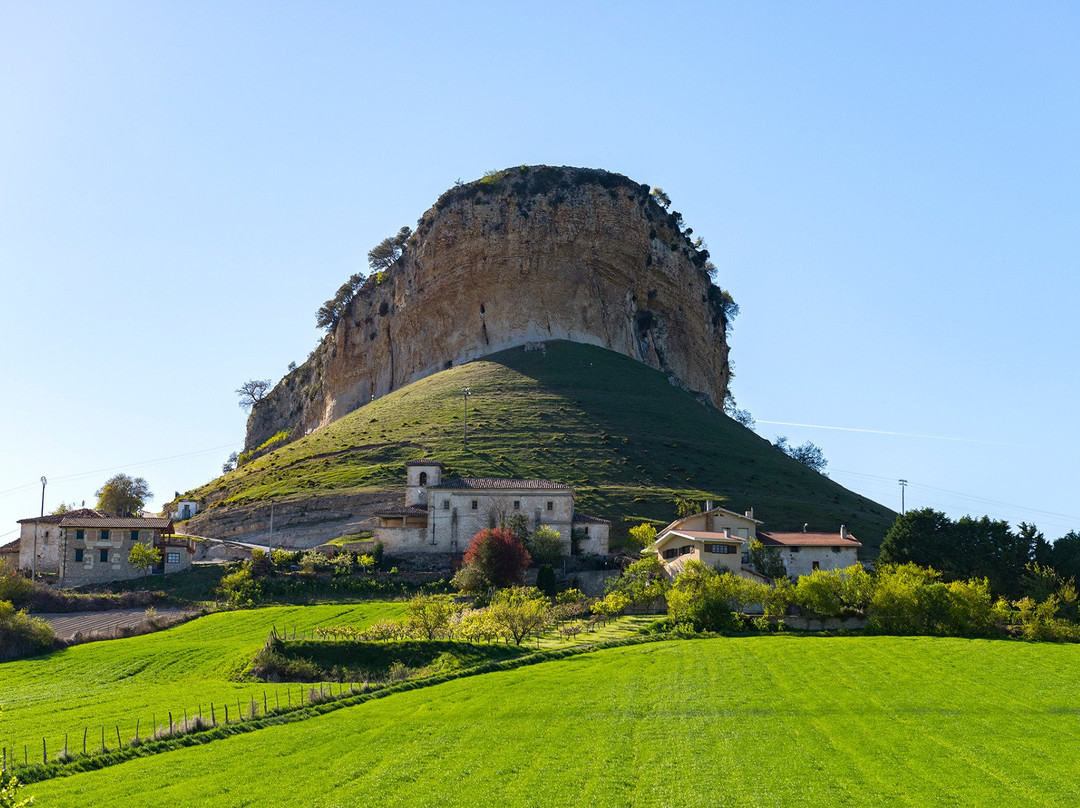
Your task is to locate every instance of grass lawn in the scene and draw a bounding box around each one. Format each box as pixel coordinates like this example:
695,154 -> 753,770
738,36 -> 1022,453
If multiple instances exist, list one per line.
0,602 -> 406,750
28,635 -> 1080,807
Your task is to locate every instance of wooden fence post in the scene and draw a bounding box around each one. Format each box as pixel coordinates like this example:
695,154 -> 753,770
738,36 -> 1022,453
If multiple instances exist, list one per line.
135,719 -> 140,742
42,738 -> 46,765
83,728 -> 87,755
116,726 -> 122,748
101,726 -> 105,753
264,691 -> 268,714
169,712 -> 173,734
224,705 -> 229,724
211,703 -> 216,727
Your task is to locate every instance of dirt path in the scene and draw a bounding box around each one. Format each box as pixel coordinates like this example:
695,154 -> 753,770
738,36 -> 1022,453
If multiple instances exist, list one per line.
36,607 -> 194,641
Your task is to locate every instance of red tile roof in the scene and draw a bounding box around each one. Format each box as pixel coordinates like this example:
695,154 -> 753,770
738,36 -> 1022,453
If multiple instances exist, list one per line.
758,531 -> 861,548
432,478 -> 573,491
18,508 -> 104,525
60,516 -> 174,530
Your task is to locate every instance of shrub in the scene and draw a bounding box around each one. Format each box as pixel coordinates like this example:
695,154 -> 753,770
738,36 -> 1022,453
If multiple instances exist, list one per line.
487,587 -> 550,645
525,526 -> 563,566
405,593 -> 457,640
456,528 -> 531,593
626,523 -> 657,552
535,565 -> 558,598
604,554 -> 668,609
0,599 -> 58,661
216,565 -> 262,606
666,562 -> 743,632
0,561 -> 31,607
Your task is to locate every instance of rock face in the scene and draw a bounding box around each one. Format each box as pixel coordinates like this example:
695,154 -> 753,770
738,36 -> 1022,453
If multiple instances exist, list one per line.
246,166 -> 733,451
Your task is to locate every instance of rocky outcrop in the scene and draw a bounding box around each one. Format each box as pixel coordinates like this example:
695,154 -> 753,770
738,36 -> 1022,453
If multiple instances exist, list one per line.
246,166 -> 733,450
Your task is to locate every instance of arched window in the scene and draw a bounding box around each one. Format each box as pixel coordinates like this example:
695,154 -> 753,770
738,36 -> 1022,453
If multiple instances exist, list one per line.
419,472 -> 428,485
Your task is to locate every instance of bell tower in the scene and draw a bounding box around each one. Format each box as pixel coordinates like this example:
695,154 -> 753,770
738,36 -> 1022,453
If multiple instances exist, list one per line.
405,460 -> 443,507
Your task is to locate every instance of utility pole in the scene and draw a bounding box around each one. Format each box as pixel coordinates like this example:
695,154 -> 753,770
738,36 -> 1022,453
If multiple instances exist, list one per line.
898,479 -> 907,515
269,502 -> 274,547
33,476 -> 47,581
461,387 -> 472,450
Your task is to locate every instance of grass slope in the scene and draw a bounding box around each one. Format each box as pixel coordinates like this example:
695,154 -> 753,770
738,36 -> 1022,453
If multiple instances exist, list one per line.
0,603 -> 405,748
32,635 -> 1080,807
194,341 -> 894,549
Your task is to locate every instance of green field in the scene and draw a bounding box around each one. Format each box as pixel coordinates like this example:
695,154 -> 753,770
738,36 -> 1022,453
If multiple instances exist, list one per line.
27,635 -> 1080,807
187,341 -> 894,550
0,603 -> 406,749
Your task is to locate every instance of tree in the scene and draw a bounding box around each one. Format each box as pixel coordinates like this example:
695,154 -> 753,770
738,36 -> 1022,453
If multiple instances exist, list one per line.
535,564 -> 558,598
774,436 -> 827,474
405,593 -> 456,640
666,561 -> 744,632
673,496 -> 699,518
506,513 -> 531,543
487,587 -> 550,645
525,526 -> 563,566
1049,530 -> 1080,581
236,379 -> 272,411
878,509 -> 956,572
222,451 -> 239,474
50,502 -> 74,515
367,226 -> 412,272
128,542 -> 161,578
747,539 -> 787,581
604,553 -> 668,609
455,528 -> 531,593
650,187 -> 671,209
626,523 -> 657,552
96,474 -> 151,516
723,393 -> 755,429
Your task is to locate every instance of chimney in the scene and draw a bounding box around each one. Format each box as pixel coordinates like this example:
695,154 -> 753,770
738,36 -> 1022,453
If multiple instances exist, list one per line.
705,500 -> 713,512
803,523 -> 808,533
724,527 -> 731,539
745,507 -> 754,520
840,524 -> 847,539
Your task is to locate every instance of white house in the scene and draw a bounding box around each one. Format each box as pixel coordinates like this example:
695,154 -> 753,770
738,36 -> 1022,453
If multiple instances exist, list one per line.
374,460 -> 610,555
758,528 -> 862,577
171,500 -> 200,521
651,504 -> 762,577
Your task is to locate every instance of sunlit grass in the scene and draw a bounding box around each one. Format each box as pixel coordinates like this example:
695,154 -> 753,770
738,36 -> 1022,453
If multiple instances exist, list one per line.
31,635 -> 1080,807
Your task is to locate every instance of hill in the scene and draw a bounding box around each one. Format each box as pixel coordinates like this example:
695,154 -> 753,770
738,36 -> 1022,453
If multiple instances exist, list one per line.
31,635 -> 1080,806
181,341 -> 894,551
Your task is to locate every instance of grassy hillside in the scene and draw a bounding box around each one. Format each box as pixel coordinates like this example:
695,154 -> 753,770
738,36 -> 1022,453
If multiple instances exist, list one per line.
32,635 -> 1080,807
0,603 -> 405,746
191,341 -> 895,549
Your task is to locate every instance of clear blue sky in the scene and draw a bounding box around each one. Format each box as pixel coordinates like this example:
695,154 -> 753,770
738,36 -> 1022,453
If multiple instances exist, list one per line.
2,2 -> 1078,544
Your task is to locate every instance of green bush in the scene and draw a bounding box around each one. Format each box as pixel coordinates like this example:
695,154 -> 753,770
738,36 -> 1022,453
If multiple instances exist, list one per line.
666,562 -> 743,633
0,561 -> 32,607
0,599 -> 58,661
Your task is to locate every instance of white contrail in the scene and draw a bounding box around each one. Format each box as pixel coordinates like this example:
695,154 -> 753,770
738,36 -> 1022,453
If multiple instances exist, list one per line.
757,420 -> 1030,448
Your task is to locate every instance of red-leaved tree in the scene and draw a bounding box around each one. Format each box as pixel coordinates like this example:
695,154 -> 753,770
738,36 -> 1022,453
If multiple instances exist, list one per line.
457,527 -> 531,593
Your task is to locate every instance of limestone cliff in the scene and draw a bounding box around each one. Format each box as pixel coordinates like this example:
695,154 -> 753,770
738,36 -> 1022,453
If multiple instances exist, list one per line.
246,166 -> 734,451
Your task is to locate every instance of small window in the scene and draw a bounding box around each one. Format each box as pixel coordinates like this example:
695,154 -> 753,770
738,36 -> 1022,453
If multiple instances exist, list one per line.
663,548 -> 679,560
583,526 -> 589,535
442,500 -> 450,510
74,549 -> 84,562
99,548 -> 109,563
75,529 -> 85,541
812,560 -> 820,571
471,500 -> 478,510
419,472 -> 428,485
513,500 -> 520,510
546,501 -> 553,511
101,529 -> 110,542
167,552 -> 181,564
679,545 -> 693,556
130,530 -> 139,542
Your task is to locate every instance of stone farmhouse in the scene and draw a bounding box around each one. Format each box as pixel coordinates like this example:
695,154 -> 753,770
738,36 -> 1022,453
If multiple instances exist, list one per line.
58,515 -> 194,586
757,528 -> 861,577
12,507 -> 105,576
374,460 -> 610,556
652,503 -> 861,580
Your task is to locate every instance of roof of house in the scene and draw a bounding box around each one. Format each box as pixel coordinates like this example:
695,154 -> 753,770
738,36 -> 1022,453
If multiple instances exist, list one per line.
0,539 -> 20,553
18,508 -> 104,525
573,513 -> 611,525
60,516 -> 174,530
758,531 -> 862,548
405,459 -> 445,468
656,529 -> 747,546
374,506 -> 430,518
431,477 -> 573,492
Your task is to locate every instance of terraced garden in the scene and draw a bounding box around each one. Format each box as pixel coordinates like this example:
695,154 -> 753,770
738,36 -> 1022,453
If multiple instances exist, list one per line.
24,634 -> 1080,807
